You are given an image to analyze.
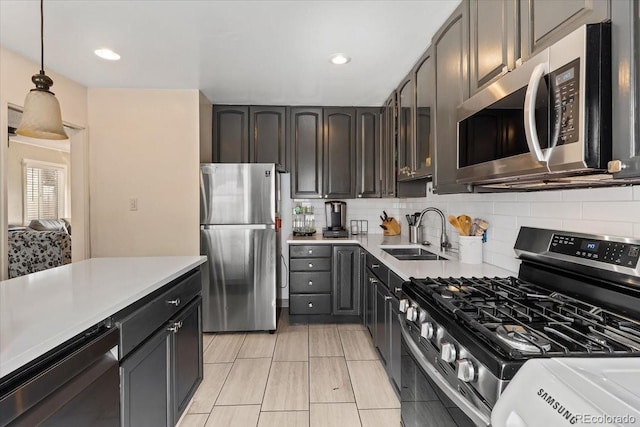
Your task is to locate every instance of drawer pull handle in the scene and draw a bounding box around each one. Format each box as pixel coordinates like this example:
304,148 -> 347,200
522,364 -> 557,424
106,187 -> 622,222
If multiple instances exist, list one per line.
395,287 -> 402,293
167,320 -> 183,333
369,277 -> 378,284
372,264 -> 380,268
308,302 -> 313,308
308,250 -> 313,254
308,263 -> 313,268
308,281 -> 313,286
167,298 -> 181,306
384,296 -> 392,301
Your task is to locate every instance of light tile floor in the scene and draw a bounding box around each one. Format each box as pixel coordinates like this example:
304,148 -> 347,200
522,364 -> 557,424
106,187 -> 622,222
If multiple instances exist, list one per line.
178,309 -> 401,427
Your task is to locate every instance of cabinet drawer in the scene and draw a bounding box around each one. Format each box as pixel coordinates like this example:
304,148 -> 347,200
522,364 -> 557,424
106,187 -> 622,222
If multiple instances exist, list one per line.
290,272 -> 331,294
117,270 -> 202,359
290,258 -> 331,272
290,245 -> 332,258
289,294 -> 331,315
366,254 -> 389,282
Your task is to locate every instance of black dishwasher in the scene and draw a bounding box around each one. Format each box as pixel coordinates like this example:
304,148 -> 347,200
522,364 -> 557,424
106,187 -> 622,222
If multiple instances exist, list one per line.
0,325 -> 120,426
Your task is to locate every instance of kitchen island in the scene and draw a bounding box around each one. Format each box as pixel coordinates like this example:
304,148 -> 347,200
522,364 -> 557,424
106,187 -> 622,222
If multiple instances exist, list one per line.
0,256 -> 206,426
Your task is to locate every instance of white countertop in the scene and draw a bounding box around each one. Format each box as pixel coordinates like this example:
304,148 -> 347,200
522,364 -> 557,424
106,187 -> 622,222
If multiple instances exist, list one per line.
0,256 -> 206,379
287,234 -> 514,280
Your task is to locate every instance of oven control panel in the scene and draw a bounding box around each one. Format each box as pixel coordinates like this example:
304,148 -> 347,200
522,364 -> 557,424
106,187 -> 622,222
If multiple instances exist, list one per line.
550,234 -> 640,268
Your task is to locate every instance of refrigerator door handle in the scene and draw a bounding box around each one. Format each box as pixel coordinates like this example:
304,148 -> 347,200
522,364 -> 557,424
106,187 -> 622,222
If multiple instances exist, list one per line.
201,224 -> 275,230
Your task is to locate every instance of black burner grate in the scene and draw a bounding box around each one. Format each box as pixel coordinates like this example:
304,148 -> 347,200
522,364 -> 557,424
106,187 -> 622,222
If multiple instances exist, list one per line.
409,276 -> 640,359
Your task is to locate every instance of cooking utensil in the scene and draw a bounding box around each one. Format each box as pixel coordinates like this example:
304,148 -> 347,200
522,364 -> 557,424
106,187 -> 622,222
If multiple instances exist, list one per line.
380,215 -> 385,222
380,224 -> 388,230
457,215 -> 472,236
474,219 -> 489,236
448,215 -> 465,235
383,211 -> 389,221
406,214 -> 413,226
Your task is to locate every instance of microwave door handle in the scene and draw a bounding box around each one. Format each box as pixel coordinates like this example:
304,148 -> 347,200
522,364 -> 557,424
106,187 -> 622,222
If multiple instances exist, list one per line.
524,62 -> 550,165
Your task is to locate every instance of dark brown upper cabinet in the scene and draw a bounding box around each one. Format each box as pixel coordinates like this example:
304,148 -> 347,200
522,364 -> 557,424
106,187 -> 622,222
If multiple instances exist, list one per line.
290,107 -> 324,198
520,0 -> 609,61
381,93 -> 397,198
356,108 -> 381,198
397,75 -> 415,181
469,0 -> 519,95
323,108 -> 357,199
249,106 -> 288,171
433,1 -> 471,194
212,106 -> 249,163
413,46 -> 436,179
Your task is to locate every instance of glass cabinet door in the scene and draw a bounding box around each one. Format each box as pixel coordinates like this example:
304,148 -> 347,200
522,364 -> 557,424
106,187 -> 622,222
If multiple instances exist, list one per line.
397,76 -> 415,180
414,48 -> 435,178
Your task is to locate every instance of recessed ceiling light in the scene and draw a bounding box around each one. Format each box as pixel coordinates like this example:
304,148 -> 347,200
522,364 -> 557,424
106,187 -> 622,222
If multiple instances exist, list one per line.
94,48 -> 121,61
329,53 -> 351,65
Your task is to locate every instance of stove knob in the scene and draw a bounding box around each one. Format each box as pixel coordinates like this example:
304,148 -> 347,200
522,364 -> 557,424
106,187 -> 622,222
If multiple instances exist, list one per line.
418,308 -> 428,323
440,342 -> 457,363
406,306 -> 418,322
399,299 -> 410,313
456,359 -> 476,382
420,322 -> 434,339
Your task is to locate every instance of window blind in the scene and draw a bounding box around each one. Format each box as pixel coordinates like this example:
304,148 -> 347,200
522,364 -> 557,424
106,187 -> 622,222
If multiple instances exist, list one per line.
25,166 -> 64,221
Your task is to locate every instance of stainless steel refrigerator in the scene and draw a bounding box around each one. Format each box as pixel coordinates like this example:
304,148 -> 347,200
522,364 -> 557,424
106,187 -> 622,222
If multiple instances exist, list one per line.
200,163 -> 279,332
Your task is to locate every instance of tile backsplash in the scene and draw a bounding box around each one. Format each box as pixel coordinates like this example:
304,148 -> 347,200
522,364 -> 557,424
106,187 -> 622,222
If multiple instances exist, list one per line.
293,183 -> 640,274
398,183 -> 640,273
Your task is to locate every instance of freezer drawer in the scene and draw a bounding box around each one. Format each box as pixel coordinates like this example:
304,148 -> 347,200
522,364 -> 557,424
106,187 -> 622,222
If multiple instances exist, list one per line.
200,163 -> 275,225
290,294 -> 331,315
200,226 -> 276,332
290,272 -> 331,294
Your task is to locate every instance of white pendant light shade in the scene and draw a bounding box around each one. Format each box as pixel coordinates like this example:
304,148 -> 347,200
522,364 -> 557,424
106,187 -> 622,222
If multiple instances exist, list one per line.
16,0 -> 68,141
16,88 -> 68,140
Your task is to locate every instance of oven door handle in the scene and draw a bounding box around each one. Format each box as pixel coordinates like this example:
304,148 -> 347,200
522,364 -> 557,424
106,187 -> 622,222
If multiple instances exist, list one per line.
399,316 -> 490,427
524,62 -> 550,165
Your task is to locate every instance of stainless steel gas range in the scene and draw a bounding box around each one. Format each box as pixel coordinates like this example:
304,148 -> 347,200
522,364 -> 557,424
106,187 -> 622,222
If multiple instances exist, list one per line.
399,227 -> 640,427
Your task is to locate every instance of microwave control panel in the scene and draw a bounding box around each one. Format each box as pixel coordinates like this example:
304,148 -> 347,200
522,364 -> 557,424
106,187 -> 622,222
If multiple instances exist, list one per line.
549,234 -> 640,268
550,58 -> 580,146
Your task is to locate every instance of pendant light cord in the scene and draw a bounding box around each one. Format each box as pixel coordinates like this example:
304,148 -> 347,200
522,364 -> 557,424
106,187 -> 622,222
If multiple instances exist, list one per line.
40,0 -> 44,74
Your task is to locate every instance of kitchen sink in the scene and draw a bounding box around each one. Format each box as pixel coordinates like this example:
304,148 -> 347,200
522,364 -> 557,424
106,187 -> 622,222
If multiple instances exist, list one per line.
381,247 -> 448,261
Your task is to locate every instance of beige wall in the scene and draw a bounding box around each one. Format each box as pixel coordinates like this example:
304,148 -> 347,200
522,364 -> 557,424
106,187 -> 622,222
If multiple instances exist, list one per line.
0,46 -> 89,279
199,92 -> 213,163
6,141 -> 71,225
88,88 -> 200,257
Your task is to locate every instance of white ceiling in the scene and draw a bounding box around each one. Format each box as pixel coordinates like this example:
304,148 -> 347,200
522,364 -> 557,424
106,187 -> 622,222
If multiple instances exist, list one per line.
0,0 -> 460,106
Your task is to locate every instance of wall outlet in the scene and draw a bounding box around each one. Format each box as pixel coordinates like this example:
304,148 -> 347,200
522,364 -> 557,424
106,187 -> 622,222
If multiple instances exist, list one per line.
129,198 -> 138,211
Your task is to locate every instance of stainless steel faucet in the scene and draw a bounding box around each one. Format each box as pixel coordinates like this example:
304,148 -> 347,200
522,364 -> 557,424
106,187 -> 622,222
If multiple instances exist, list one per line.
416,207 -> 451,251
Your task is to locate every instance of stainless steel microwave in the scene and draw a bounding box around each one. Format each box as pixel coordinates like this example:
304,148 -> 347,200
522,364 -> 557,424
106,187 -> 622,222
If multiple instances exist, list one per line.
456,23 -> 611,187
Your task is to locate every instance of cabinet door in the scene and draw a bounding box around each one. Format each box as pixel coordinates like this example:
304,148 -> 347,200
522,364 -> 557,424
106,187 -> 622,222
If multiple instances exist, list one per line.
433,2 -> 472,195
356,108 -> 381,198
213,106 -> 249,163
323,108 -> 356,199
521,0 -> 609,60
332,246 -> 361,316
374,281 -> 389,365
290,108 -> 323,198
365,270 -> 376,337
381,94 -> 397,197
121,327 -> 171,427
249,106 -> 288,171
397,76 -> 415,181
171,297 -> 203,424
389,298 -> 401,393
413,47 -> 436,179
470,0 -> 518,95
611,0 -> 640,178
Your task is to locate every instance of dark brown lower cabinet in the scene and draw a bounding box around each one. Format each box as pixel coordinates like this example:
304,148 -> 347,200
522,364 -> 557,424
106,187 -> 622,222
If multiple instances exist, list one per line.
120,295 -> 203,427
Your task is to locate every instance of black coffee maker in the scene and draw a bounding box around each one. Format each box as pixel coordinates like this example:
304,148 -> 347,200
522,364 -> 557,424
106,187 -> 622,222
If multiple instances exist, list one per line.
323,201 -> 348,238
